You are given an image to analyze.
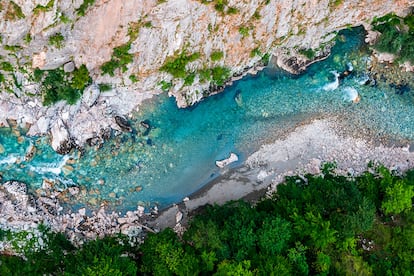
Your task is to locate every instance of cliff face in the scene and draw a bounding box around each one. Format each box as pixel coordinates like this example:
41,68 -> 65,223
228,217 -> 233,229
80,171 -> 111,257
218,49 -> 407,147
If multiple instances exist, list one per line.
0,0 -> 412,151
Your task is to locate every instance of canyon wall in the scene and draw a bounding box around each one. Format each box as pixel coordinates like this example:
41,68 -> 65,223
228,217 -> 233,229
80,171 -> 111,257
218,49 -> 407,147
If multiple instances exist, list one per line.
0,0 -> 412,151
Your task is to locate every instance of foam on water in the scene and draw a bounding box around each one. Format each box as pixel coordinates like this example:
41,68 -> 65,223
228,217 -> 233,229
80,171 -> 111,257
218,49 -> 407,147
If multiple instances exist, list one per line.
1,27 -> 414,210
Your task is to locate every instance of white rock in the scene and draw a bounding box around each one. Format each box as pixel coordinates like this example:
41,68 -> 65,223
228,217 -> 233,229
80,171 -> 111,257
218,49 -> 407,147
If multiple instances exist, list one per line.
50,119 -> 73,154
215,153 -> 239,168
78,208 -> 86,216
82,84 -> 101,107
257,170 -> 269,182
175,211 -> 183,224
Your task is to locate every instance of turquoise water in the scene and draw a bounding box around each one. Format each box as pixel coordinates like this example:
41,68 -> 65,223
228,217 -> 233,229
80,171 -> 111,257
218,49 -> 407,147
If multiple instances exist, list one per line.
1,27 -> 413,210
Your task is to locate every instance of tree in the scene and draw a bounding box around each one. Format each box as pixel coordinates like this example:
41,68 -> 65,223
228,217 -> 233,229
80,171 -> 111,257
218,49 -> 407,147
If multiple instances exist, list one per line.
257,216 -> 291,255
382,180 -> 414,215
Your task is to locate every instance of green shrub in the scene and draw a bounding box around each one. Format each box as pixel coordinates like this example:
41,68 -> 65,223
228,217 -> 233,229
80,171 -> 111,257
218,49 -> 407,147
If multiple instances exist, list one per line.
71,64 -> 92,90
4,45 -> 22,52
261,53 -> 271,65
299,48 -> 316,59
250,47 -> 261,57
211,66 -> 230,85
372,13 -> 414,63
101,43 -> 134,76
49,33 -> 65,49
210,51 -> 224,61
129,74 -> 138,83
76,0 -> 96,16
98,83 -> 112,92
23,33 -> 32,44
184,73 -> 196,86
239,26 -> 250,38
227,7 -> 238,15
160,51 -> 200,78
158,80 -> 172,91
39,65 -> 91,105
1,61 -> 14,72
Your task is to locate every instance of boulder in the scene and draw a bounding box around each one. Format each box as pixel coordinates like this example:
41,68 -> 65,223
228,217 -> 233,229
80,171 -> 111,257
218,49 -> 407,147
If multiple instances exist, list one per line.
82,84 -> 101,107
114,115 -> 132,132
50,119 -> 75,154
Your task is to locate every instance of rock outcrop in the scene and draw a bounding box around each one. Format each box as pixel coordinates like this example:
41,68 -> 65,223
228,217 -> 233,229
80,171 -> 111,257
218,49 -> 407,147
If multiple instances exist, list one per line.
0,0 -> 412,152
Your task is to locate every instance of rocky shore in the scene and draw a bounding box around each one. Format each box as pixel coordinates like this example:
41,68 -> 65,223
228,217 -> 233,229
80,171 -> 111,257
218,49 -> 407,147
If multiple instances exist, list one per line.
2,117 -> 414,254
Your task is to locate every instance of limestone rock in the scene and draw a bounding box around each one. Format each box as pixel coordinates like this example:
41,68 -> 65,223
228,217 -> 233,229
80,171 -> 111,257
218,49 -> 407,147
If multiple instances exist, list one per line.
50,119 -> 74,154
82,84 -> 101,107
63,61 -> 75,73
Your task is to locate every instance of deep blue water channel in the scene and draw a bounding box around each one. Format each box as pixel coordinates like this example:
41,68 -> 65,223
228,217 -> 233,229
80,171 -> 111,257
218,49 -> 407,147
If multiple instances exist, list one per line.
1,27 -> 413,210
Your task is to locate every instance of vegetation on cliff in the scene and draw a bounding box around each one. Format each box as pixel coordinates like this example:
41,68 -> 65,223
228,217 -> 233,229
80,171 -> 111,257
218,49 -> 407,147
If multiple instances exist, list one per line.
372,12 -> 414,63
1,164 -> 413,275
37,64 -> 92,106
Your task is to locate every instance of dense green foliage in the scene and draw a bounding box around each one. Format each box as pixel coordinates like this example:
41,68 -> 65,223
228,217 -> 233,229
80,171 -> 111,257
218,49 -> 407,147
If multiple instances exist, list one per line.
38,65 -> 91,106
139,164 -> 414,275
101,43 -> 134,77
1,164 -> 413,274
372,13 -> 414,63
